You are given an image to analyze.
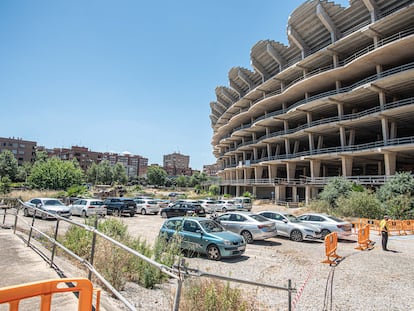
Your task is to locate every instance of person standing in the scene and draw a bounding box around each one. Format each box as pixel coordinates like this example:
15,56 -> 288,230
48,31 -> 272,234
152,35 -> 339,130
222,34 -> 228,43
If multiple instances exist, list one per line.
380,215 -> 390,251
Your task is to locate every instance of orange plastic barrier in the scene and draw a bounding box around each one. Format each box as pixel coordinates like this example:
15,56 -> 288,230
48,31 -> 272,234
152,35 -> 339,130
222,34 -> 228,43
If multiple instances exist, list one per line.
402,220 -> 414,234
0,278 -> 100,311
321,232 -> 342,265
388,220 -> 404,236
355,224 -> 374,251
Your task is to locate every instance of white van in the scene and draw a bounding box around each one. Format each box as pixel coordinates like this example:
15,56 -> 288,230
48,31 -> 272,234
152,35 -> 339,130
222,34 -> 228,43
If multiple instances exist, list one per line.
234,197 -> 253,211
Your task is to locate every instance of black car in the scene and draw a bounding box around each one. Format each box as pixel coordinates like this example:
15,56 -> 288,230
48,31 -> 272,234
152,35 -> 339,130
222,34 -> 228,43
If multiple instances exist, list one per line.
160,202 -> 206,218
103,197 -> 137,217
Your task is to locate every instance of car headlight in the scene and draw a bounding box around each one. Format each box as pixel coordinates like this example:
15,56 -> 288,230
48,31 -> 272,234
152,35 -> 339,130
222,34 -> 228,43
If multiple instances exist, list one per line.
223,240 -> 232,246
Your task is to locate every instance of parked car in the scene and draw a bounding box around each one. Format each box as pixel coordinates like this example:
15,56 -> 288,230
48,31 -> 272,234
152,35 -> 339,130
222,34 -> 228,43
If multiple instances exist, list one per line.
217,212 -> 277,243
159,217 -> 246,260
160,202 -> 206,218
103,198 -> 137,217
216,200 -> 237,212
198,199 -> 221,213
296,213 -> 352,239
134,198 -> 160,215
258,211 -> 321,242
68,199 -> 107,217
233,197 -> 253,211
23,198 -> 71,219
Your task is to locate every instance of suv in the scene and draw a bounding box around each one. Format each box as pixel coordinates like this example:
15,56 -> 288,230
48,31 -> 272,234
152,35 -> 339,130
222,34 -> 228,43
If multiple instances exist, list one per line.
103,197 -> 137,217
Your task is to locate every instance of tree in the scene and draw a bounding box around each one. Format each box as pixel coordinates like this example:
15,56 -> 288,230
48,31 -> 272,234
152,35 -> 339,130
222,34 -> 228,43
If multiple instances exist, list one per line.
0,176 -> 12,194
16,162 -> 32,182
29,157 -> 85,190
176,175 -> 188,188
99,160 -> 114,185
147,166 -> 167,187
377,172 -> 414,203
113,163 -> 128,184
0,150 -> 18,181
209,184 -> 219,196
86,162 -> 100,184
318,176 -> 353,207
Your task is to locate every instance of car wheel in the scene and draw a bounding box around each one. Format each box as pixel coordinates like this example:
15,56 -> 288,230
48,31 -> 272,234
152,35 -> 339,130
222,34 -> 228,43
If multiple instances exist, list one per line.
41,212 -> 47,220
161,211 -> 168,218
241,230 -> 253,244
222,207 -> 227,213
23,208 -> 30,217
290,230 -> 303,242
321,229 -> 331,239
207,244 -> 221,261
154,212 -> 159,215
81,210 -> 87,218
141,208 -> 146,215
130,211 -> 135,217
115,209 -> 121,217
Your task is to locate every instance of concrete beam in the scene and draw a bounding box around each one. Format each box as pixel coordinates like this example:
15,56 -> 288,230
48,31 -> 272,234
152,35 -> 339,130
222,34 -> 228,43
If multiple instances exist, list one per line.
251,57 -> 270,82
221,88 -> 237,104
266,43 -> 286,67
288,26 -> 309,58
229,79 -> 244,97
238,69 -> 254,90
362,0 -> 379,22
316,3 -> 341,43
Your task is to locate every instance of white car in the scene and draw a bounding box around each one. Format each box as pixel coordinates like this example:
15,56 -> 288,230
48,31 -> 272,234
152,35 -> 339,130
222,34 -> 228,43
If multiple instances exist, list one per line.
258,211 -> 321,242
297,213 -> 353,239
134,198 -> 160,215
23,198 -> 71,219
69,199 -> 107,217
216,200 -> 237,212
198,199 -> 221,213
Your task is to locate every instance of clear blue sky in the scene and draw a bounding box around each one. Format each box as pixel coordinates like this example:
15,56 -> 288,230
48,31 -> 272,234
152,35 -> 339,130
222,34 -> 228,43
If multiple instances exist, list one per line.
0,0 -> 348,170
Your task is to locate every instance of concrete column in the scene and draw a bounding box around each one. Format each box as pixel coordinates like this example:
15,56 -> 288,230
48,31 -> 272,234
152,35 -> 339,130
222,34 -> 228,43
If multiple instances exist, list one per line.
285,139 -> 291,155
341,156 -> 353,177
308,133 -> 314,152
339,126 -> 346,147
384,152 -> 396,176
378,162 -> 383,175
381,117 -> 389,144
252,186 -> 257,198
236,186 -> 240,197
317,136 -> 324,149
287,162 -> 296,182
310,160 -> 321,178
253,147 -> 258,160
333,53 -> 339,68
276,185 -> 286,201
269,164 -> 277,180
390,122 -> 397,139
292,186 -> 298,202
307,112 -> 313,124
266,144 -> 271,159
305,185 -> 311,205
255,166 -> 263,181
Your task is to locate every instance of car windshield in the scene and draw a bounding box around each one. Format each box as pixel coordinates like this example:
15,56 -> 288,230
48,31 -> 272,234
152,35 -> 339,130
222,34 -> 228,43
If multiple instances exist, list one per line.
285,214 -> 300,223
44,200 -> 65,206
327,215 -> 345,222
248,214 -> 269,222
200,220 -> 225,233
90,201 -> 103,206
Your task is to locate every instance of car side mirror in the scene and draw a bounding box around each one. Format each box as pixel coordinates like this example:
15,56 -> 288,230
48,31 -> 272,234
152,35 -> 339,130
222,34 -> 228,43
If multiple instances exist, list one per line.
283,219 -> 288,223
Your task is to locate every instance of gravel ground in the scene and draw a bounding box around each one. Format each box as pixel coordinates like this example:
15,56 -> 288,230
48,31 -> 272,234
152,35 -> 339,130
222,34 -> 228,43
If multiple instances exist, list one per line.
110,205 -> 414,311
7,205 -> 414,310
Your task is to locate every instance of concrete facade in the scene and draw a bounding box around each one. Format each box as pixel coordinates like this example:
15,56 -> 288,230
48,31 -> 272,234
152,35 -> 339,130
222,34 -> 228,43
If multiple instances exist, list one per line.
209,0 -> 414,203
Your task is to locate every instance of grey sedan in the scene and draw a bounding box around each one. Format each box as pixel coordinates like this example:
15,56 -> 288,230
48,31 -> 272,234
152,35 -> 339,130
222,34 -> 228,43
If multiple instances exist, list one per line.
217,212 -> 277,243
258,211 -> 321,242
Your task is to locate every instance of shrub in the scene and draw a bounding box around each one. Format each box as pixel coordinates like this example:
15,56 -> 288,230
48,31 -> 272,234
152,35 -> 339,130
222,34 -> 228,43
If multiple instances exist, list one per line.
318,177 -> 353,207
335,190 -> 384,219
181,279 -> 256,311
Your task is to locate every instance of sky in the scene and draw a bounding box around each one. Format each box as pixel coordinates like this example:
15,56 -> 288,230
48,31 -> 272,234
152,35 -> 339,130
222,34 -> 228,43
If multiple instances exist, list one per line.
0,0 -> 349,170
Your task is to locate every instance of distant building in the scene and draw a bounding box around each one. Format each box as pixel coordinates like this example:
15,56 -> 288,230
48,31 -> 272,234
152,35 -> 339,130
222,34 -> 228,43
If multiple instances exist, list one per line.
163,152 -> 192,176
0,137 -> 37,165
203,163 -> 220,176
102,152 -> 148,177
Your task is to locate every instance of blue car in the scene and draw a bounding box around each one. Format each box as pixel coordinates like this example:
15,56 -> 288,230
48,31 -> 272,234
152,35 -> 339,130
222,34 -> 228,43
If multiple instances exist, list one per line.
159,217 -> 246,260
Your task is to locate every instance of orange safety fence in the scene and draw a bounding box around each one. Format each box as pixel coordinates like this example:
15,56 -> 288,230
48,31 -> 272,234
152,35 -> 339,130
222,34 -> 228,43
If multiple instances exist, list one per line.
0,278 -> 100,311
355,224 -> 374,251
354,218 -> 414,236
321,232 -> 342,266
402,220 -> 414,234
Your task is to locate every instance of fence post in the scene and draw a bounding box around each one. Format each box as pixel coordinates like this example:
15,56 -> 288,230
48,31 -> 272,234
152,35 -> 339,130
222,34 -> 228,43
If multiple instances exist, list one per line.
88,216 -> 99,280
288,279 -> 292,311
2,207 -> 6,225
13,206 -> 19,234
50,219 -> 60,268
173,258 -> 185,311
27,210 -> 37,247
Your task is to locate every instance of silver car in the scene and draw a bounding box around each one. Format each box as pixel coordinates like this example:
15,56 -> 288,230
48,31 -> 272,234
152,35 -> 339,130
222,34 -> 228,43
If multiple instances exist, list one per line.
217,212 -> 277,243
69,199 -> 106,217
258,211 -> 321,242
134,198 -> 160,215
297,213 -> 352,239
23,198 -> 71,219
216,200 -> 237,212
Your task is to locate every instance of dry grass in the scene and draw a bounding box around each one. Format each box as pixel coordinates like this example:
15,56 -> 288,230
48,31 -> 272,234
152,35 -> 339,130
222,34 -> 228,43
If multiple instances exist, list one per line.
4,189 -> 61,202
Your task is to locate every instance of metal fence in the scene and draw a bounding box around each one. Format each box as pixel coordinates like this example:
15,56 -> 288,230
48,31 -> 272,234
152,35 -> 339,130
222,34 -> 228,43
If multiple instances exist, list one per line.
1,200 -> 296,310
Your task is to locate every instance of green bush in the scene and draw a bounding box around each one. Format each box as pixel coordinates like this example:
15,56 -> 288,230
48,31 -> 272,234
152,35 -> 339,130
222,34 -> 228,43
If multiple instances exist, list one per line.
62,218 -> 182,291
181,279 -> 255,311
335,190 -> 384,219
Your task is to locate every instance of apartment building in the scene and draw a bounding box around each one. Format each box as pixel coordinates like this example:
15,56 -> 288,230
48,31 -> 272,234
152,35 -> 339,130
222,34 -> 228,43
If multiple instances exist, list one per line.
209,0 -> 414,203
0,137 -> 37,165
163,152 -> 192,176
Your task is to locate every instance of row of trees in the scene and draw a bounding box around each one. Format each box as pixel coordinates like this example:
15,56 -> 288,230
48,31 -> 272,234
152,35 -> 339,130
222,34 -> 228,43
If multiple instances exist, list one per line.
313,172 -> 414,219
0,150 -> 211,193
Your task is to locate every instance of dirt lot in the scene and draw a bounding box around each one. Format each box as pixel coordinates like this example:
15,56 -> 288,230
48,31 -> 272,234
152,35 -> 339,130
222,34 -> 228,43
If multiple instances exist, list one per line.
10,204 -> 414,310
